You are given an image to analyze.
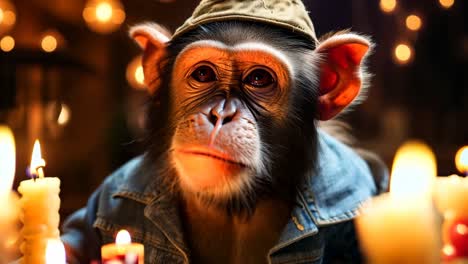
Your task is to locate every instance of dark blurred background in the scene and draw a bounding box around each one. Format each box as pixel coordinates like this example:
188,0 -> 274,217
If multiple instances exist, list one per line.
0,0 -> 466,219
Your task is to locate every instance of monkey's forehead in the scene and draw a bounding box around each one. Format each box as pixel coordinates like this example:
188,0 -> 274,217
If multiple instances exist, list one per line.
172,0 -> 317,43
175,40 -> 294,73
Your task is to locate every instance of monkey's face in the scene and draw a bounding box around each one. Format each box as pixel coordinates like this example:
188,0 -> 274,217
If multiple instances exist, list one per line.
131,21 -> 371,210
170,40 -> 292,199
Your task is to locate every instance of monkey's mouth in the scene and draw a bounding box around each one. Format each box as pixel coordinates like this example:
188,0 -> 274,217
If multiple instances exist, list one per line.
177,148 -> 247,168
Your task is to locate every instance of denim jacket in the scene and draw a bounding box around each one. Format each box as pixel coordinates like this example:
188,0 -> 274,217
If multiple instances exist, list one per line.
61,131 -> 388,264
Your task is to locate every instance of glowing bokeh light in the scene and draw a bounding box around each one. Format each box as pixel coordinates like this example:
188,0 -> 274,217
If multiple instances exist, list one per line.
0,0 -> 16,34
2,10 -> 14,25
83,0 -> 125,34
394,43 -> 413,64
406,15 -> 422,31
0,35 -> 14,52
380,0 -> 397,13
95,2 -> 113,22
57,104 -> 71,126
455,146 -> 468,174
126,56 -> 146,90
41,35 -> 57,53
439,0 -> 455,9
135,66 -> 145,85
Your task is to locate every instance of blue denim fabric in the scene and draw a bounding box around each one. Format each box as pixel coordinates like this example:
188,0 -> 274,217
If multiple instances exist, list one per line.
61,131 -> 388,264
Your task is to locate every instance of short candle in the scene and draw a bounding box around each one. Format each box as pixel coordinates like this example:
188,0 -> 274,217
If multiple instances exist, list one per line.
101,229 -> 144,264
355,141 -> 441,264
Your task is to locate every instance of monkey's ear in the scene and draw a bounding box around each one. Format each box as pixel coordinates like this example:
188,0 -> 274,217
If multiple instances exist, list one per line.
130,23 -> 171,94
315,33 -> 372,120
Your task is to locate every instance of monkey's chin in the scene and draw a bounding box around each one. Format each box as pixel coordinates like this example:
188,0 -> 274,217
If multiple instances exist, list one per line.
173,148 -> 248,192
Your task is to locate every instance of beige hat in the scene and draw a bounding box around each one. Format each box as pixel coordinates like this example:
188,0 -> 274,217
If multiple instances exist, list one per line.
173,0 -> 317,42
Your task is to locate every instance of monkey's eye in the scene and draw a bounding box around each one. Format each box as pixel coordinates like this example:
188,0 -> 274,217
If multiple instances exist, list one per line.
244,69 -> 275,88
191,66 -> 216,83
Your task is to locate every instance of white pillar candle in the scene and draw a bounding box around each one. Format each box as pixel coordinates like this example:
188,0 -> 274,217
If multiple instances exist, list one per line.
18,140 -> 61,264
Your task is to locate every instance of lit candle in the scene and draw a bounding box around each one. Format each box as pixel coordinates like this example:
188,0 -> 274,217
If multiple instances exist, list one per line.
0,125 -> 19,263
45,239 -> 66,264
18,140 -> 61,264
355,140 -> 441,264
433,146 -> 468,262
101,229 -> 144,264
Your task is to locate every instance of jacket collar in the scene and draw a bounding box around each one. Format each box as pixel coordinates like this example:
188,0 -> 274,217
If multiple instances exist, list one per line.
112,130 -> 382,256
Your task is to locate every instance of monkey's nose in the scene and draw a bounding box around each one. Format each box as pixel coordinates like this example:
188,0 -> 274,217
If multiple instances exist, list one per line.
209,99 -> 237,126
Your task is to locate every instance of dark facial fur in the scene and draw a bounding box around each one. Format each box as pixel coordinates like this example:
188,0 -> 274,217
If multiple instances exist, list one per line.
143,21 -> 320,215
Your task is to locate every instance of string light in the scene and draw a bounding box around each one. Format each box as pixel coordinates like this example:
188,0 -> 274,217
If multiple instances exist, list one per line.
41,35 -> 58,53
83,0 -> 125,34
394,43 -> 413,64
439,0 -> 455,9
406,15 -> 422,31
380,0 -> 397,13
0,0 -> 16,35
0,35 -> 14,52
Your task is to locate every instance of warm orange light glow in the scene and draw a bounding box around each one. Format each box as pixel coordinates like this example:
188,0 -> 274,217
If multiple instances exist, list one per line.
390,140 -> 436,198
57,104 -> 71,126
380,0 -> 397,13
96,2 -> 112,22
394,43 -> 413,64
126,56 -> 146,90
406,15 -> 422,31
442,244 -> 455,257
41,35 -> 57,53
0,35 -> 14,52
135,66 -> 145,85
83,0 -> 125,34
439,0 -> 455,9
30,140 -> 46,178
455,146 -> 468,174
2,10 -> 14,25
0,125 -> 15,195
456,223 -> 468,235
45,239 -> 66,264
115,229 -> 131,245
0,0 -> 16,34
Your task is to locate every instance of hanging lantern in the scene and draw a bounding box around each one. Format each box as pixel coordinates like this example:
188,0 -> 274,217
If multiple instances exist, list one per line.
0,0 -> 16,35
126,56 -> 146,90
83,0 -> 125,34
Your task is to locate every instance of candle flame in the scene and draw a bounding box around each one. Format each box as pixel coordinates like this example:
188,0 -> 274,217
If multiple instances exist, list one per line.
455,146 -> 468,175
116,229 -> 131,245
45,239 -> 66,264
390,140 -> 436,198
30,140 -> 46,178
0,125 -> 15,195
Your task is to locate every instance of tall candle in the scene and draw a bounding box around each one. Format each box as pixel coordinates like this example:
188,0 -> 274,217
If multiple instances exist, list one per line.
355,141 -> 441,264
18,140 -> 61,264
0,125 -> 19,263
